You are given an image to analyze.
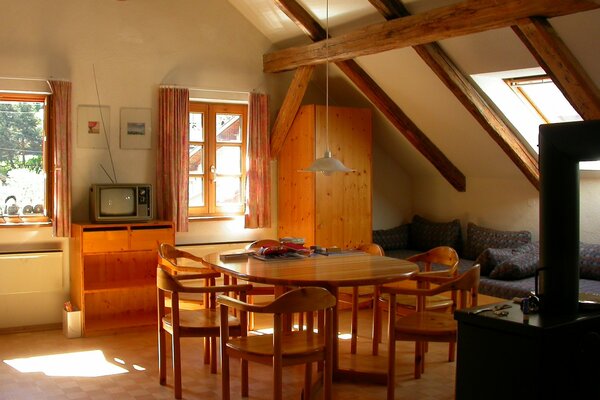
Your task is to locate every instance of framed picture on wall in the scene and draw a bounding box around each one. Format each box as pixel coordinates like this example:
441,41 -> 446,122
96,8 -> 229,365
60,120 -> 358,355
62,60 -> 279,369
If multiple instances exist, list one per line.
77,105 -> 110,149
120,107 -> 152,149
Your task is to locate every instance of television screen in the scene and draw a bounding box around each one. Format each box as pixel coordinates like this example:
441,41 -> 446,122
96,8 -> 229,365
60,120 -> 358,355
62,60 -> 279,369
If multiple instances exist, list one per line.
99,187 -> 136,216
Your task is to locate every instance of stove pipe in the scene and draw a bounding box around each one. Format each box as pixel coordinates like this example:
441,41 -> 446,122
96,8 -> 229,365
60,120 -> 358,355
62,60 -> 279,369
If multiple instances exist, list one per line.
538,120 -> 600,316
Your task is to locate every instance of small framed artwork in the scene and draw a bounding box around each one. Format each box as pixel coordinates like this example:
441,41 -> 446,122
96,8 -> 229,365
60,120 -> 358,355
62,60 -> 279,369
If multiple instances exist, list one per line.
120,108 -> 152,149
77,105 -> 110,148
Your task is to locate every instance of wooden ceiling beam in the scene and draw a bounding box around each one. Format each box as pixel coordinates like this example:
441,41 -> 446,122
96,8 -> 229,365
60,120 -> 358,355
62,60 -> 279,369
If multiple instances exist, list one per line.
513,17 -> 600,120
370,0 -> 540,189
264,0 -> 599,73
270,65 -> 315,158
272,0 -> 466,191
336,59 -> 466,191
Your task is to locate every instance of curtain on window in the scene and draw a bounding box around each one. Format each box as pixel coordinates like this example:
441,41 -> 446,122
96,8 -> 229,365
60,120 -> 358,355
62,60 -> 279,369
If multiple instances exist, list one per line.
48,80 -> 72,238
157,87 -> 190,232
244,92 -> 271,229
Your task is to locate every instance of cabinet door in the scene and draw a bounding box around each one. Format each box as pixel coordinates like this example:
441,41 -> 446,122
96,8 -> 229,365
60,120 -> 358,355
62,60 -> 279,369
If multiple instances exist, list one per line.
277,105 -> 317,246
315,106 -> 372,248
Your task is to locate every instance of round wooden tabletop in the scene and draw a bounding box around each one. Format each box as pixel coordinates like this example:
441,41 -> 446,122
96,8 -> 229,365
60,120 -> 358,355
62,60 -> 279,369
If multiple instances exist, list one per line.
202,251 -> 418,288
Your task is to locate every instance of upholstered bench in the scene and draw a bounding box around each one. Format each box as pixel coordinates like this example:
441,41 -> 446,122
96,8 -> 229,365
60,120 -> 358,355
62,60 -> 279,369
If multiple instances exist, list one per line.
374,216 -> 600,300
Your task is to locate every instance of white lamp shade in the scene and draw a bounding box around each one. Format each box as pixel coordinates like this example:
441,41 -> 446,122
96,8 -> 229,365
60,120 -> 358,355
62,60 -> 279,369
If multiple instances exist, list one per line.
300,150 -> 354,176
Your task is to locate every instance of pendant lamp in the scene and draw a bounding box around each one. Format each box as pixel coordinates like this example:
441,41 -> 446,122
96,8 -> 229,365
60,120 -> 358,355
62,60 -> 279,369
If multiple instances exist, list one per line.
301,0 -> 354,176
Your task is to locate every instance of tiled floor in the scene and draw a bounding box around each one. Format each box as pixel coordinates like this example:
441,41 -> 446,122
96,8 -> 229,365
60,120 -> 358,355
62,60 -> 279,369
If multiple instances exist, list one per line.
0,309 -> 456,399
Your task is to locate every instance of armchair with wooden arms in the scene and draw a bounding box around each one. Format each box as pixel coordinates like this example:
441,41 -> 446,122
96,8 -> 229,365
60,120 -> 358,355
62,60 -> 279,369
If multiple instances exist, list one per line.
218,287 -> 337,400
372,246 -> 459,355
381,265 -> 480,399
156,267 -> 252,399
337,243 -> 385,354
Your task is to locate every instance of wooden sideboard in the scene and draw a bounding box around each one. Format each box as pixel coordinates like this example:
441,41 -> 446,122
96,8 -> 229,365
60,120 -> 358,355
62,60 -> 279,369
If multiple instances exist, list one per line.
70,221 -> 174,336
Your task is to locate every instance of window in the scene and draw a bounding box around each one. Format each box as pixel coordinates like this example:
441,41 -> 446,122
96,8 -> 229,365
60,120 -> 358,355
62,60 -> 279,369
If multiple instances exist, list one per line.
0,94 -> 51,223
504,75 -> 581,124
472,68 -> 598,170
188,102 -> 247,217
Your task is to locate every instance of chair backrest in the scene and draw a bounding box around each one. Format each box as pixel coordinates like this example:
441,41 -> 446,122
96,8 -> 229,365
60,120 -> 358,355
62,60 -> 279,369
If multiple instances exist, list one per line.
358,243 -> 385,256
261,287 -> 337,314
245,239 -> 280,250
407,246 -> 459,274
159,243 -> 203,264
429,264 -> 480,310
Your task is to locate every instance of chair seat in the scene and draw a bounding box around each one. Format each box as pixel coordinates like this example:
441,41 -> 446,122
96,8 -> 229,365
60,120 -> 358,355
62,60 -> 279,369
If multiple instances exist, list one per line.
226,331 -> 325,358
381,293 -> 453,311
394,311 -> 457,338
163,309 -> 241,334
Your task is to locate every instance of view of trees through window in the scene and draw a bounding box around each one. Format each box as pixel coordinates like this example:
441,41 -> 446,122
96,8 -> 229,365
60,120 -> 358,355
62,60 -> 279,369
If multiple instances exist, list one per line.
0,99 -> 46,216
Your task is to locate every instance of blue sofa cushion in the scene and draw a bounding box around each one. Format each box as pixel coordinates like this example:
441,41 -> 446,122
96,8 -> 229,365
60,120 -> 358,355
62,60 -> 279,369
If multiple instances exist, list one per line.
408,215 -> 462,252
464,223 -> 532,260
580,242 -> 600,280
372,224 -> 409,251
489,243 -> 540,280
475,247 -> 521,276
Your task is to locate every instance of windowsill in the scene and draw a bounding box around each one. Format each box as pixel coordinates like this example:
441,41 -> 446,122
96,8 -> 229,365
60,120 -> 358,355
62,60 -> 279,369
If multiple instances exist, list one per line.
188,215 -> 242,222
0,216 -> 51,227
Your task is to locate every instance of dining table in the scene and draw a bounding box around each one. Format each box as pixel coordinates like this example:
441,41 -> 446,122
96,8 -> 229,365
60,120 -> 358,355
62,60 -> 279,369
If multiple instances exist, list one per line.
201,249 -> 419,384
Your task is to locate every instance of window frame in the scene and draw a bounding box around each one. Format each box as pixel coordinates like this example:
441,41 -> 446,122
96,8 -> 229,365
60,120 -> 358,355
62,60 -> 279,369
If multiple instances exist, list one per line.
188,101 -> 247,218
0,93 -> 52,225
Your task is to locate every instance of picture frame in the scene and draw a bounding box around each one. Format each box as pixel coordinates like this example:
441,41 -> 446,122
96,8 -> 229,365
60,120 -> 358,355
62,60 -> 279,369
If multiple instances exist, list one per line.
77,105 -> 110,149
120,108 -> 152,149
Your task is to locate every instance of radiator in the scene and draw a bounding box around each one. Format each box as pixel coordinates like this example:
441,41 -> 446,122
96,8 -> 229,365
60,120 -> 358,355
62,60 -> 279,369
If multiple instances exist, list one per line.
0,250 -> 64,330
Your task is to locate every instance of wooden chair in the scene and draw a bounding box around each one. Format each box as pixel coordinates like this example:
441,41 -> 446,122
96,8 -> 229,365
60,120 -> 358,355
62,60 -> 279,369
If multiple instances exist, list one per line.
372,246 -> 459,355
382,265 -> 480,398
156,267 -> 252,399
158,242 -> 221,310
242,239 -> 280,323
337,243 -> 385,354
218,287 -> 337,400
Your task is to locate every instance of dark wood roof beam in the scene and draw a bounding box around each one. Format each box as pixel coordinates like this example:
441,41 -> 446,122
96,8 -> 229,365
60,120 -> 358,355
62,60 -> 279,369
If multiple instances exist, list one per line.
270,65 -> 315,157
272,0 -> 466,191
513,17 -> 600,120
264,0 -> 599,73
370,0 -> 540,189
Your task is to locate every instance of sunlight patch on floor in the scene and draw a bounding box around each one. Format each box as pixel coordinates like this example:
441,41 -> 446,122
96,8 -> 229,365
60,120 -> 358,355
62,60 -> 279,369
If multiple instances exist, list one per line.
4,350 -> 129,377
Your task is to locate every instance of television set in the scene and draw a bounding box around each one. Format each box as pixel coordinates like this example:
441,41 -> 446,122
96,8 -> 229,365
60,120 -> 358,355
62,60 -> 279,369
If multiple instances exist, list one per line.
89,183 -> 152,223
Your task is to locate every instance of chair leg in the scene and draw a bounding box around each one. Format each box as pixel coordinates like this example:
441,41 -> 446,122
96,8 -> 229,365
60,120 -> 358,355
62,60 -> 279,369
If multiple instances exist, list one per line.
414,341 -> 423,379
372,297 -> 382,356
304,362 -> 312,400
241,359 -> 249,397
387,304 -> 397,400
210,337 -> 218,374
449,341 -> 456,362
203,337 -> 210,365
274,362 -> 282,400
221,350 -> 230,400
350,287 -> 359,354
172,335 -> 182,399
158,327 -> 167,385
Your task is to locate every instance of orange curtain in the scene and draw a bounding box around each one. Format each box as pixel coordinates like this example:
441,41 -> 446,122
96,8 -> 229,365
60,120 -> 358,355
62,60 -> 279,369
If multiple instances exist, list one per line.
48,80 -> 72,238
244,92 -> 271,229
157,87 -> 189,232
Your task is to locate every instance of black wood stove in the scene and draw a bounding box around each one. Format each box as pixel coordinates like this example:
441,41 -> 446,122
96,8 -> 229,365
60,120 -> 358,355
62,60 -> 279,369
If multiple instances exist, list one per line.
455,120 -> 600,399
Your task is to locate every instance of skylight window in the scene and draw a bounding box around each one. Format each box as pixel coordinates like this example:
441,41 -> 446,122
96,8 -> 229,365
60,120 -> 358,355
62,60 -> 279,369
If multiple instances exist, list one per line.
472,68 -> 598,170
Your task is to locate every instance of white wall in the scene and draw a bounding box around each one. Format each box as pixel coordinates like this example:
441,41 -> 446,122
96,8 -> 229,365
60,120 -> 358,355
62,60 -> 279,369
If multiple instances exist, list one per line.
0,1 -> 284,328
0,0 -> 281,248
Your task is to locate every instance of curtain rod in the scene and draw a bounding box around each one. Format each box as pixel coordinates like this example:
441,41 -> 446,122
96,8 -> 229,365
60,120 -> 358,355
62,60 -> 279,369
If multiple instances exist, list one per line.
159,84 -> 250,95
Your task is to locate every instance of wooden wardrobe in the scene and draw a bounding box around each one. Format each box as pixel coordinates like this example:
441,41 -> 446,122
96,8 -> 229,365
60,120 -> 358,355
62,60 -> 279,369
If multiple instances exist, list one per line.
277,104 -> 372,249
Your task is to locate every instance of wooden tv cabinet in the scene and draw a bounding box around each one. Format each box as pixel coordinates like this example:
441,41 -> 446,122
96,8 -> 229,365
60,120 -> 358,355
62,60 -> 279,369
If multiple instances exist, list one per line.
70,221 -> 174,336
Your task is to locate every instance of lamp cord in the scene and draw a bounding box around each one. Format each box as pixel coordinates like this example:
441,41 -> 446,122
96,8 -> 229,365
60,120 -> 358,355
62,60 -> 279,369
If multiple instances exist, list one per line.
325,0 -> 329,154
